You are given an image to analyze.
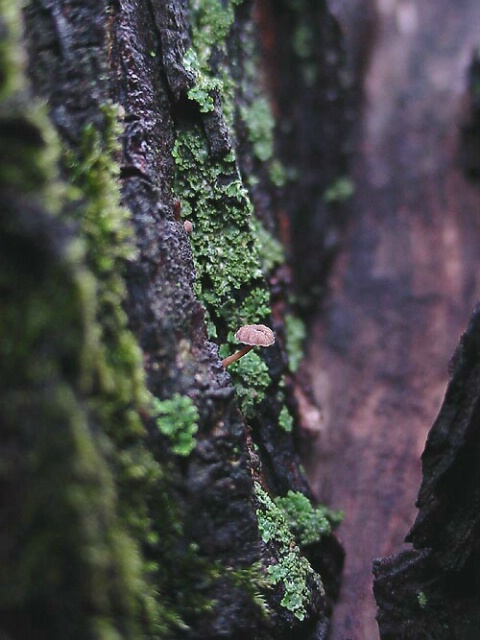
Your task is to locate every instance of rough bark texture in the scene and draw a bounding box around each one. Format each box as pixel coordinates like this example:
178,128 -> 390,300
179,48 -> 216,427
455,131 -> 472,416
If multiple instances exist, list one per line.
1,0 -> 348,638
4,0 -> 480,638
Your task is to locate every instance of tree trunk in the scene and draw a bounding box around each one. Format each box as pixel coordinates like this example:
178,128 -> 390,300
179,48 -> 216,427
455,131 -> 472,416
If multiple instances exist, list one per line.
2,0 -> 480,638
1,1 -> 347,638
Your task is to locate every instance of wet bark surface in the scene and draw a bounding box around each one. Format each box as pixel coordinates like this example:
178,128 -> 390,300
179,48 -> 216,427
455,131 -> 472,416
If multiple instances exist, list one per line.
304,1 -> 480,638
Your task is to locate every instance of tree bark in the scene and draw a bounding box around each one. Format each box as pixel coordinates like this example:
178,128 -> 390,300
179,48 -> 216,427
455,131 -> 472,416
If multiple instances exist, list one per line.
3,0 -> 480,638
1,1 -> 347,638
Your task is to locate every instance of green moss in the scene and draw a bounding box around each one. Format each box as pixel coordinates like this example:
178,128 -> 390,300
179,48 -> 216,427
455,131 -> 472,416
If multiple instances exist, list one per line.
273,491 -> 343,546
284,314 -> 307,372
153,394 -> 199,456
0,32 -> 160,636
255,483 -> 324,621
226,562 -> 271,617
292,22 -> 315,60
62,105 -> 199,633
0,0 -> 23,98
0,5 -> 204,632
0,4 -> 67,209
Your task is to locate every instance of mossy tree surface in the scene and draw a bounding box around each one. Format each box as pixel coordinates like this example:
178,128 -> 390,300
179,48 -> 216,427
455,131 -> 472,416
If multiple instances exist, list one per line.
1,0 -> 348,638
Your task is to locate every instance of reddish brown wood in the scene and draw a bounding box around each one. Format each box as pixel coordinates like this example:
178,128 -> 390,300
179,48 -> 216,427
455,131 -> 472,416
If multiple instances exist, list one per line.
304,1 -> 480,638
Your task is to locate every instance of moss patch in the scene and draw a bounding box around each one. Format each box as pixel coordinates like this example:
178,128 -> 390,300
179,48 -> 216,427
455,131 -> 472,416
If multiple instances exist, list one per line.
0,9 -> 157,634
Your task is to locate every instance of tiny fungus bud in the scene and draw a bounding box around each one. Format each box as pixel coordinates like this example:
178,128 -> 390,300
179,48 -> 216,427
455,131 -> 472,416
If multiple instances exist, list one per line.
183,220 -> 193,234
222,324 -> 275,368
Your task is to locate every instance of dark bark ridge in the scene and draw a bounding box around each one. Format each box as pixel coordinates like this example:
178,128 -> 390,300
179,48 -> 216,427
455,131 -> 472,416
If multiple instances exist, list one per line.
374,303 -> 480,639
1,0 -> 350,638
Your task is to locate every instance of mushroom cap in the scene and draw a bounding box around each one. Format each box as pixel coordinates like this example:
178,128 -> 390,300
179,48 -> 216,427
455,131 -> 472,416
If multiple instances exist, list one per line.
235,324 -> 275,347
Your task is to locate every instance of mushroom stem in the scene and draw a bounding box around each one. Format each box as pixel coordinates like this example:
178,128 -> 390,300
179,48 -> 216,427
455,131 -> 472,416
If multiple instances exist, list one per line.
221,345 -> 253,368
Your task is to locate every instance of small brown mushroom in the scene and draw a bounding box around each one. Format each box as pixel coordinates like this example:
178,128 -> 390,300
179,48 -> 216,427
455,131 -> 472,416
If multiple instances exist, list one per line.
221,324 -> 275,368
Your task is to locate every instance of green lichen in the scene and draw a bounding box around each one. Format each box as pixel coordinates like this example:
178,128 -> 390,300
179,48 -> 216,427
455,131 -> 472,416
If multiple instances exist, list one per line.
267,551 -> 316,621
184,47 -> 222,113
239,20 -> 289,190
190,0 -> 240,55
284,0 -> 319,87
284,314 -> 307,372
175,1 -> 298,436
252,218 -> 285,274
274,491 -> 343,546
268,159 -> 287,188
240,96 -> 275,162
222,351 -> 271,419
255,483 -> 324,621
153,394 -> 199,456
323,177 -> 355,203
278,405 -> 294,433
172,128 -> 268,336
417,591 -> 428,609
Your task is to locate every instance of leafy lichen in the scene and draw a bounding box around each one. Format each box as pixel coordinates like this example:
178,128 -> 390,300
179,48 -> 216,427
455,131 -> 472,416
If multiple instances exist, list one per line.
153,394 -> 199,456
223,351 -> 271,419
174,1 -> 289,429
184,47 -> 222,113
284,314 -> 307,372
278,405 -> 294,433
240,96 -> 275,163
172,128 -> 268,338
255,483 -> 324,621
417,591 -> 428,609
274,490 -> 343,546
323,176 -> 355,203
